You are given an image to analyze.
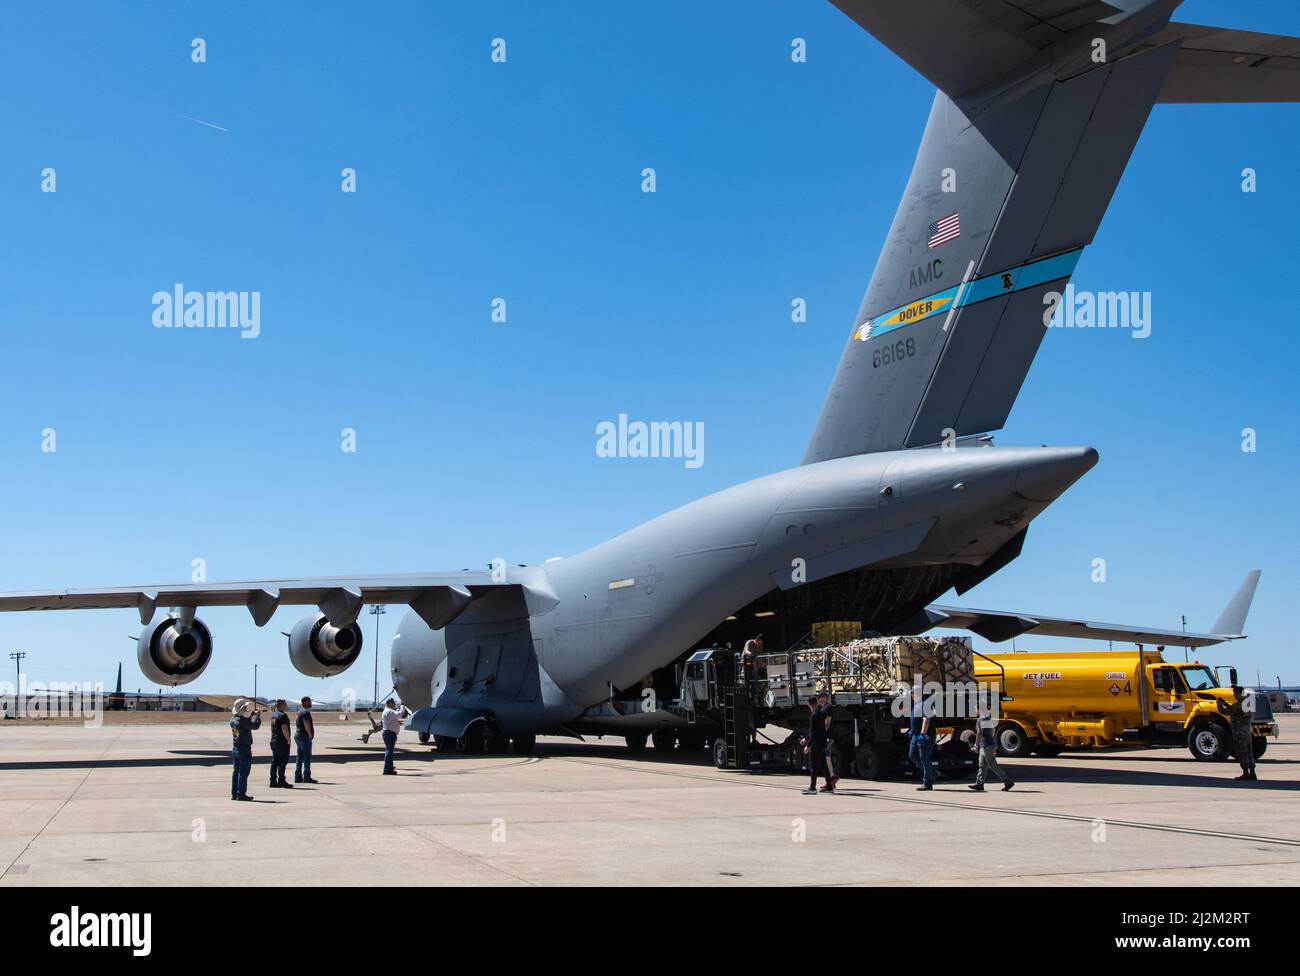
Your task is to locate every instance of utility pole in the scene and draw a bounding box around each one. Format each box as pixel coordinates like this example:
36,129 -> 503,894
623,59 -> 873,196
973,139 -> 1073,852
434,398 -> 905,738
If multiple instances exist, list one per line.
9,651 -> 26,694
369,605 -> 388,707
253,663 -> 258,703
1181,615 -> 1188,663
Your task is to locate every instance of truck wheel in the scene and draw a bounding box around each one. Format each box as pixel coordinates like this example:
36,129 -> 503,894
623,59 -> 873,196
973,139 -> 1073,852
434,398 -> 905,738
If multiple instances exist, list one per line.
679,730 -> 706,751
996,722 -> 1033,759
651,729 -> 677,751
1033,742 -> 1064,758
1252,737 -> 1268,759
712,737 -> 728,769
1187,722 -> 1230,761
855,742 -> 892,780
625,733 -> 648,753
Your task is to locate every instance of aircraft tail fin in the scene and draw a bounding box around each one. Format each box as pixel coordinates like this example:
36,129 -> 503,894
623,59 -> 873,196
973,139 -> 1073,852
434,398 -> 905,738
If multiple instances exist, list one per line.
1210,570 -> 1262,638
805,2 -> 1297,465
1150,23 -> 1300,103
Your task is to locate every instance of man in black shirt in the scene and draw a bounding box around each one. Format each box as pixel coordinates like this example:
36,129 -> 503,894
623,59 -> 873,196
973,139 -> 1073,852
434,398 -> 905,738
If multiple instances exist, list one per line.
815,690 -> 838,790
800,695 -> 833,794
294,696 -> 317,784
269,699 -> 293,789
229,698 -> 261,801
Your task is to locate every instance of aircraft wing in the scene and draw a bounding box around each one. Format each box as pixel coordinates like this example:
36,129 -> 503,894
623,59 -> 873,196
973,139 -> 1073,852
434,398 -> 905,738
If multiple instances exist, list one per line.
913,571 -> 1261,649
0,570 -> 559,630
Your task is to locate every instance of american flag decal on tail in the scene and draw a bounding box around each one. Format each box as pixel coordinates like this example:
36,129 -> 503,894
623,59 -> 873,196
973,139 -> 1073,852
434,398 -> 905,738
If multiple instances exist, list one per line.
927,212 -> 960,248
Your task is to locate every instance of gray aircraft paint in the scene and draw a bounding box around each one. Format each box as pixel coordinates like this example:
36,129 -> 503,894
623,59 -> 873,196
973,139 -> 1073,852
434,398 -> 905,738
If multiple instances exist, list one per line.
0,1 -> 1290,743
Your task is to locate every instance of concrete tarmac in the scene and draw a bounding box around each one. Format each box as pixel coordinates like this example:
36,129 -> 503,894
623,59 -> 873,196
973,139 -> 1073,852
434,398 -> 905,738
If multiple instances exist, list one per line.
2,714 -> 1298,886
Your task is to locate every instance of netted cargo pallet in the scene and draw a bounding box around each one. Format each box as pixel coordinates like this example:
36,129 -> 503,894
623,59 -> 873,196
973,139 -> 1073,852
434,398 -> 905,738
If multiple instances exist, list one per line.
790,635 -> 975,695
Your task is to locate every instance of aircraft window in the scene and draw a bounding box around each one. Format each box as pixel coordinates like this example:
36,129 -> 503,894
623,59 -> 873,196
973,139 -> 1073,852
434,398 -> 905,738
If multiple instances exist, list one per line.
1180,667 -> 1218,691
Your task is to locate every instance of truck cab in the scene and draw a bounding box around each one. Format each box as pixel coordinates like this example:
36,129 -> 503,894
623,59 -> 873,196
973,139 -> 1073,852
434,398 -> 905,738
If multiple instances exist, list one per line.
1147,659 -> 1278,761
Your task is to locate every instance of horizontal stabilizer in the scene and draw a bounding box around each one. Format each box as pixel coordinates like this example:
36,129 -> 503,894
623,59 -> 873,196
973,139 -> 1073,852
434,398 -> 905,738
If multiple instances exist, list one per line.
830,0 -> 1122,98
1147,22 -> 1300,102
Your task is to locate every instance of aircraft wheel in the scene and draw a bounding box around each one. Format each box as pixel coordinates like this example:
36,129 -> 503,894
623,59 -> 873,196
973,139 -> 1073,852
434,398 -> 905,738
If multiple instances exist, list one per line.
487,729 -> 511,754
996,722 -> 1033,758
651,729 -> 677,751
417,732 -> 430,744
1252,736 -> 1268,759
625,733 -> 648,753
855,742 -> 891,780
434,735 -> 456,753
712,737 -> 728,769
460,723 -> 485,754
512,732 -> 536,756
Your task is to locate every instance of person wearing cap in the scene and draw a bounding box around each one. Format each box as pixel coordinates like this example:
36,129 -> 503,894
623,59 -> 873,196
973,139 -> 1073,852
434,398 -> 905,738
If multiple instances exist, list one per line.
268,698 -> 293,789
380,698 -> 410,775
294,696 -> 317,784
229,698 -> 262,801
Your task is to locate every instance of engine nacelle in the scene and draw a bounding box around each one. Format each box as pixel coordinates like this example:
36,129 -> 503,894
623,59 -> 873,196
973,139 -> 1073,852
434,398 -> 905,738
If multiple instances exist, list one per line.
137,616 -> 214,686
288,613 -> 363,677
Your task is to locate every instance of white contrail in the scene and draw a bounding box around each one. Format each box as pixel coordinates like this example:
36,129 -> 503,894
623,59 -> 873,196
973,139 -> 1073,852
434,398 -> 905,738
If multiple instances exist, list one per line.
177,113 -> 229,132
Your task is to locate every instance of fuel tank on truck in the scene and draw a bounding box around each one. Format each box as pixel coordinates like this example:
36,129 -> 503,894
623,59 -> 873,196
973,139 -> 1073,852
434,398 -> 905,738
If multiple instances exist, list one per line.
975,650 -> 1149,721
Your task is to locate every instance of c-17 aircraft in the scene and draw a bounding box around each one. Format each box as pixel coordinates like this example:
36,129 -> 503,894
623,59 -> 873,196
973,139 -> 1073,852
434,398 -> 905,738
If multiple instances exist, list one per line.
2,1 -> 1293,754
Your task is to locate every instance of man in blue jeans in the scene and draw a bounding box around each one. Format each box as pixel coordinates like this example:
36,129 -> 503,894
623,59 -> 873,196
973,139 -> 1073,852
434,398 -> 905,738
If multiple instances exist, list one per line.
380,698 -> 410,775
908,688 -> 938,790
294,696 -> 317,784
229,698 -> 261,801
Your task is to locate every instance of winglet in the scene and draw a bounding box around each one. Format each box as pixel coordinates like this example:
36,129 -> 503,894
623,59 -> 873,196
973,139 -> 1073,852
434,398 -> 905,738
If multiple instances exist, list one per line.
1211,570 -> 1261,638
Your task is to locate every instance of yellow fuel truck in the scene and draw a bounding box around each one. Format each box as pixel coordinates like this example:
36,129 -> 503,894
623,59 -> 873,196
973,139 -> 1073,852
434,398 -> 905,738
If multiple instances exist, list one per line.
973,650 -> 1280,761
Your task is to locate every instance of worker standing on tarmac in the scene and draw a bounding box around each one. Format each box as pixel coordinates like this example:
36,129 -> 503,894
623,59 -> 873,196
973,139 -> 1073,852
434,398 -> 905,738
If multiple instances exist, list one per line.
229,698 -> 261,801
908,687 -> 937,791
1226,686 -> 1258,782
295,696 -> 317,784
268,699 -> 293,789
800,697 -> 834,795
968,706 -> 1014,793
381,698 -> 410,775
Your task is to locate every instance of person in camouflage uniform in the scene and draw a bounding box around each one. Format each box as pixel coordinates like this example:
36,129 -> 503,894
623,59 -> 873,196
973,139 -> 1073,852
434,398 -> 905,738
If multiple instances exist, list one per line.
1227,685 -> 1258,782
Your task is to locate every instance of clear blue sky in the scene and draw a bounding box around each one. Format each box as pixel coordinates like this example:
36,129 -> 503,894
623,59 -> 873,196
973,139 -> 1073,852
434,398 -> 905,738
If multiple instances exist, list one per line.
1,0 -> 1297,702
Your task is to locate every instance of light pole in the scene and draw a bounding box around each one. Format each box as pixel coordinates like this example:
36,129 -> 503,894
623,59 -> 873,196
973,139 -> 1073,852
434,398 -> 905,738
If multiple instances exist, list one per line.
369,605 -> 387,707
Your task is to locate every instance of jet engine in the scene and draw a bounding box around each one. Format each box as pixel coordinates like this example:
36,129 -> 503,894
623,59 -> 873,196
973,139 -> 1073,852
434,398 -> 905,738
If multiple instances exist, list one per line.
137,616 -> 214,686
288,612 -> 363,677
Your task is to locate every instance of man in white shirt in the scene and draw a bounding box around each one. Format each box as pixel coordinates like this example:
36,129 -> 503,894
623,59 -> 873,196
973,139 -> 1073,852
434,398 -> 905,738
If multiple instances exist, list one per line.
380,698 -> 410,775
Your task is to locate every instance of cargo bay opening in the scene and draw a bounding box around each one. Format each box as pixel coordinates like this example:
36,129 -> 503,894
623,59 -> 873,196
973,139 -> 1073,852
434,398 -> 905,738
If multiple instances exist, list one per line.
574,564 -> 988,780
